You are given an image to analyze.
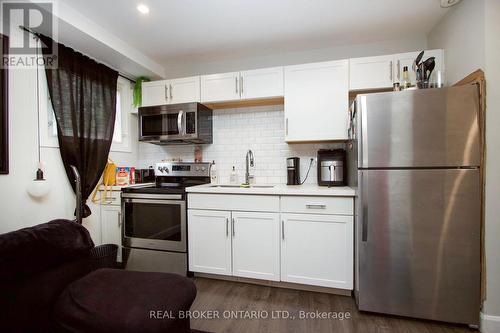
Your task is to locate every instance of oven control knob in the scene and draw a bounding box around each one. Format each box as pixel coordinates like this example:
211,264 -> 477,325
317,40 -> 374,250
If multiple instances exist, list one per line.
195,167 -> 200,171
201,167 -> 206,171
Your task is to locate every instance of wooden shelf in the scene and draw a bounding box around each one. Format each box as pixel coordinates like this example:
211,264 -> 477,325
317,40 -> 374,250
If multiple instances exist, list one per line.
204,97 -> 284,110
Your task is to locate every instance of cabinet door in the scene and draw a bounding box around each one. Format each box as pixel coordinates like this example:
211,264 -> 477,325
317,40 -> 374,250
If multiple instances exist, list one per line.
349,55 -> 394,90
168,76 -> 201,104
394,49 -> 444,87
281,213 -> 353,289
188,209 -> 232,275
101,204 -> 122,262
240,67 -> 284,100
200,72 -> 240,103
284,60 -> 349,142
232,212 -> 280,281
141,80 -> 169,106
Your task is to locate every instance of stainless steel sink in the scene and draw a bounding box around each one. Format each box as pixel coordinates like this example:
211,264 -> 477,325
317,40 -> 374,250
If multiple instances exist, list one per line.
209,184 -> 275,189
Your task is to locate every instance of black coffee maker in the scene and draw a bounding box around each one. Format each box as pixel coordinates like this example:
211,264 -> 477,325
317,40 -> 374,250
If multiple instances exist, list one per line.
287,157 -> 300,185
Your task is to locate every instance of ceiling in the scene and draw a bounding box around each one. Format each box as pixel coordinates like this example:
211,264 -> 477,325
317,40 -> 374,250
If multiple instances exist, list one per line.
61,0 -> 449,69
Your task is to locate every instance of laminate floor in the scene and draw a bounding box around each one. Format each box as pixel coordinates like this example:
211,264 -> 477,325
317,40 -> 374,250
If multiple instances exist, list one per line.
190,277 -> 477,333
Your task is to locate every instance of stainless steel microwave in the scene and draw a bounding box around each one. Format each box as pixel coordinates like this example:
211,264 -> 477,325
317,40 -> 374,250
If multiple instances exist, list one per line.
138,102 -> 213,145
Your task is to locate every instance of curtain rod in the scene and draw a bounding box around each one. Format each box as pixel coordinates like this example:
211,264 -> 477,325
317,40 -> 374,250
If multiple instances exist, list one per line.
19,25 -> 136,83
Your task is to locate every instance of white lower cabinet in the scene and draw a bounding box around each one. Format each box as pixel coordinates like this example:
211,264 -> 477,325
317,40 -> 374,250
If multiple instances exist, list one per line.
188,210 -> 232,276
280,213 -> 353,289
187,194 -> 354,291
100,203 -> 123,262
232,212 -> 280,281
188,209 -> 280,280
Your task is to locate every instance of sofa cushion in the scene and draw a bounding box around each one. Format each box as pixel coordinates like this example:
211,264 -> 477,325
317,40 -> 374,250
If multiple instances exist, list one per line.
0,219 -> 94,283
54,269 -> 197,333
0,258 -> 93,333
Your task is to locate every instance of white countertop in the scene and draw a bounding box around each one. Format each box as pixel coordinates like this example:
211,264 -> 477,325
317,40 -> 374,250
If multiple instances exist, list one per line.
186,183 -> 355,196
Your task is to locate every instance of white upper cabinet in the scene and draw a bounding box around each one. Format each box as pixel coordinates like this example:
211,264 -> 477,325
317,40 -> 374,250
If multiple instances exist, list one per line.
201,72 -> 241,103
167,76 -> 201,104
349,55 -> 394,90
350,49 -> 444,90
284,59 -> 349,142
393,49 -> 444,87
141,80 -> 169,107
142,76 -> 200,107
239,67 -> 284,100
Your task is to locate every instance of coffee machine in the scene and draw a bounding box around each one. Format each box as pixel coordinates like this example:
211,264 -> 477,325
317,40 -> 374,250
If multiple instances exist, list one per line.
287,157 -> 300,185
317,149 -> 346,186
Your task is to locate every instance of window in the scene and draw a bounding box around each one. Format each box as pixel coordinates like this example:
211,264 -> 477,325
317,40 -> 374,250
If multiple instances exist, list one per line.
41,73 -> 132,153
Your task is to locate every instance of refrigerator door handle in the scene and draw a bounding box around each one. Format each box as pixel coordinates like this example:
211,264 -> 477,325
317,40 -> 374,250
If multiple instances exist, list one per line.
360,96 -> 369,168
360,171 -> 368,242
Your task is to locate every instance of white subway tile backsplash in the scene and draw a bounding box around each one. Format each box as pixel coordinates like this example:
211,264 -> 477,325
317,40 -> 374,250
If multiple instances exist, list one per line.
137,105 -> 343,184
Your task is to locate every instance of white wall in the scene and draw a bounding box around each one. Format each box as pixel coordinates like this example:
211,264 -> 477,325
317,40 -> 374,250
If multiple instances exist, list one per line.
0,65 -> 138,244
163,36 -> 428,79
428,0 -> 485,85
428,0 -> 500,331
482,0 -> 500,331
138,105 -> 343,184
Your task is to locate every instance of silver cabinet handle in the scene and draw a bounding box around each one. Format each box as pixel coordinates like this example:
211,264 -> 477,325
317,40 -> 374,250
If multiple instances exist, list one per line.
226,218 -> 229,237
389,61 -> 393,81
169,84 -> 173,99
240,76 -> 243,94
286,118 -> 289,136
177,110 -> 184,135
164,85 -> 168,101
306,204 -> 326,209
232,218 -> 235,236
118,212 -> 122,227
281,220 -> 285,240
235,77 -> 238,94
397,60 -> 401,80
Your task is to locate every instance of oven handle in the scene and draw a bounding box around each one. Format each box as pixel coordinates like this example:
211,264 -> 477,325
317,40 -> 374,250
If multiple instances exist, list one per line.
122,193 -> 183,200
123,198 -> 185,205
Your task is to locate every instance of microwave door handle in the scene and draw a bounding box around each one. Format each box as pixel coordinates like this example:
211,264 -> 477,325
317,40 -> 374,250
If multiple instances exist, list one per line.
177,110 -> 184,135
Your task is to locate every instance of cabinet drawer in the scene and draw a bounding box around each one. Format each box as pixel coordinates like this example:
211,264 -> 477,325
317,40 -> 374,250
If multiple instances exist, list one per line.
188,194 -> 280,212
280,196 -> 353,215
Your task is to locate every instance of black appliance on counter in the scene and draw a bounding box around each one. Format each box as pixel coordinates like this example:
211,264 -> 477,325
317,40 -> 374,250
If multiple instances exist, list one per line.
287,157 -> 300,185
134,168 -> 155,183
121,162 -> 211,276
317,149 -> 346,186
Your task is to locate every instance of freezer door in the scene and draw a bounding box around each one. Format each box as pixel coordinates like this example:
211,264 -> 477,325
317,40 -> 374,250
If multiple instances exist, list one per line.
357,169 -> 480,325
358,85 -> 480,168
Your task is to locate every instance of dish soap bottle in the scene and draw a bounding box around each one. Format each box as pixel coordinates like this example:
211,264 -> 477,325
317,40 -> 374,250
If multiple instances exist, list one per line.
210,160 -> 218,184
402,66 -> 412,89
229,166 -> 238,184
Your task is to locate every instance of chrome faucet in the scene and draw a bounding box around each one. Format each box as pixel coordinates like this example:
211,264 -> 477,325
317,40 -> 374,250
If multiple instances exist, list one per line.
245,149 -> 254,185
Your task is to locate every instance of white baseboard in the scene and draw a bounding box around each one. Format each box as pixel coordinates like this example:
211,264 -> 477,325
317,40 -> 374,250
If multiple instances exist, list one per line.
481,312 -> 500,333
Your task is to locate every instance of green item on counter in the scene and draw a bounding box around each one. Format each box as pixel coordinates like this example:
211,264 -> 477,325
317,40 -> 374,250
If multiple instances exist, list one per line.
240,184 -> 251,188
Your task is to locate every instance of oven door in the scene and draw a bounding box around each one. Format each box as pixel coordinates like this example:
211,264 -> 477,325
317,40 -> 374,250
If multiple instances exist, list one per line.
122,194 -> 186,252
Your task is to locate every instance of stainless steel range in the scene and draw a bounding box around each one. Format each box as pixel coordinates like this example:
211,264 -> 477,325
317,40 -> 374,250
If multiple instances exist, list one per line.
121,162 -> 211,275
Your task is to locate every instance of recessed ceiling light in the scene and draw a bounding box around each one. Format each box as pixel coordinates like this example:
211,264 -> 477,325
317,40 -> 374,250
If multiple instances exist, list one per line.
137,4 -> 150,14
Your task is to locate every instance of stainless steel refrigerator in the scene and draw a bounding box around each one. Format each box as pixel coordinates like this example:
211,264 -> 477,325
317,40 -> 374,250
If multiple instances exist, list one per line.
347,85 -> 481,326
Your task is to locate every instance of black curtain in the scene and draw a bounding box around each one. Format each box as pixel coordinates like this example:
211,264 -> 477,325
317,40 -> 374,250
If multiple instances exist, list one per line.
39,34 -> 118,220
